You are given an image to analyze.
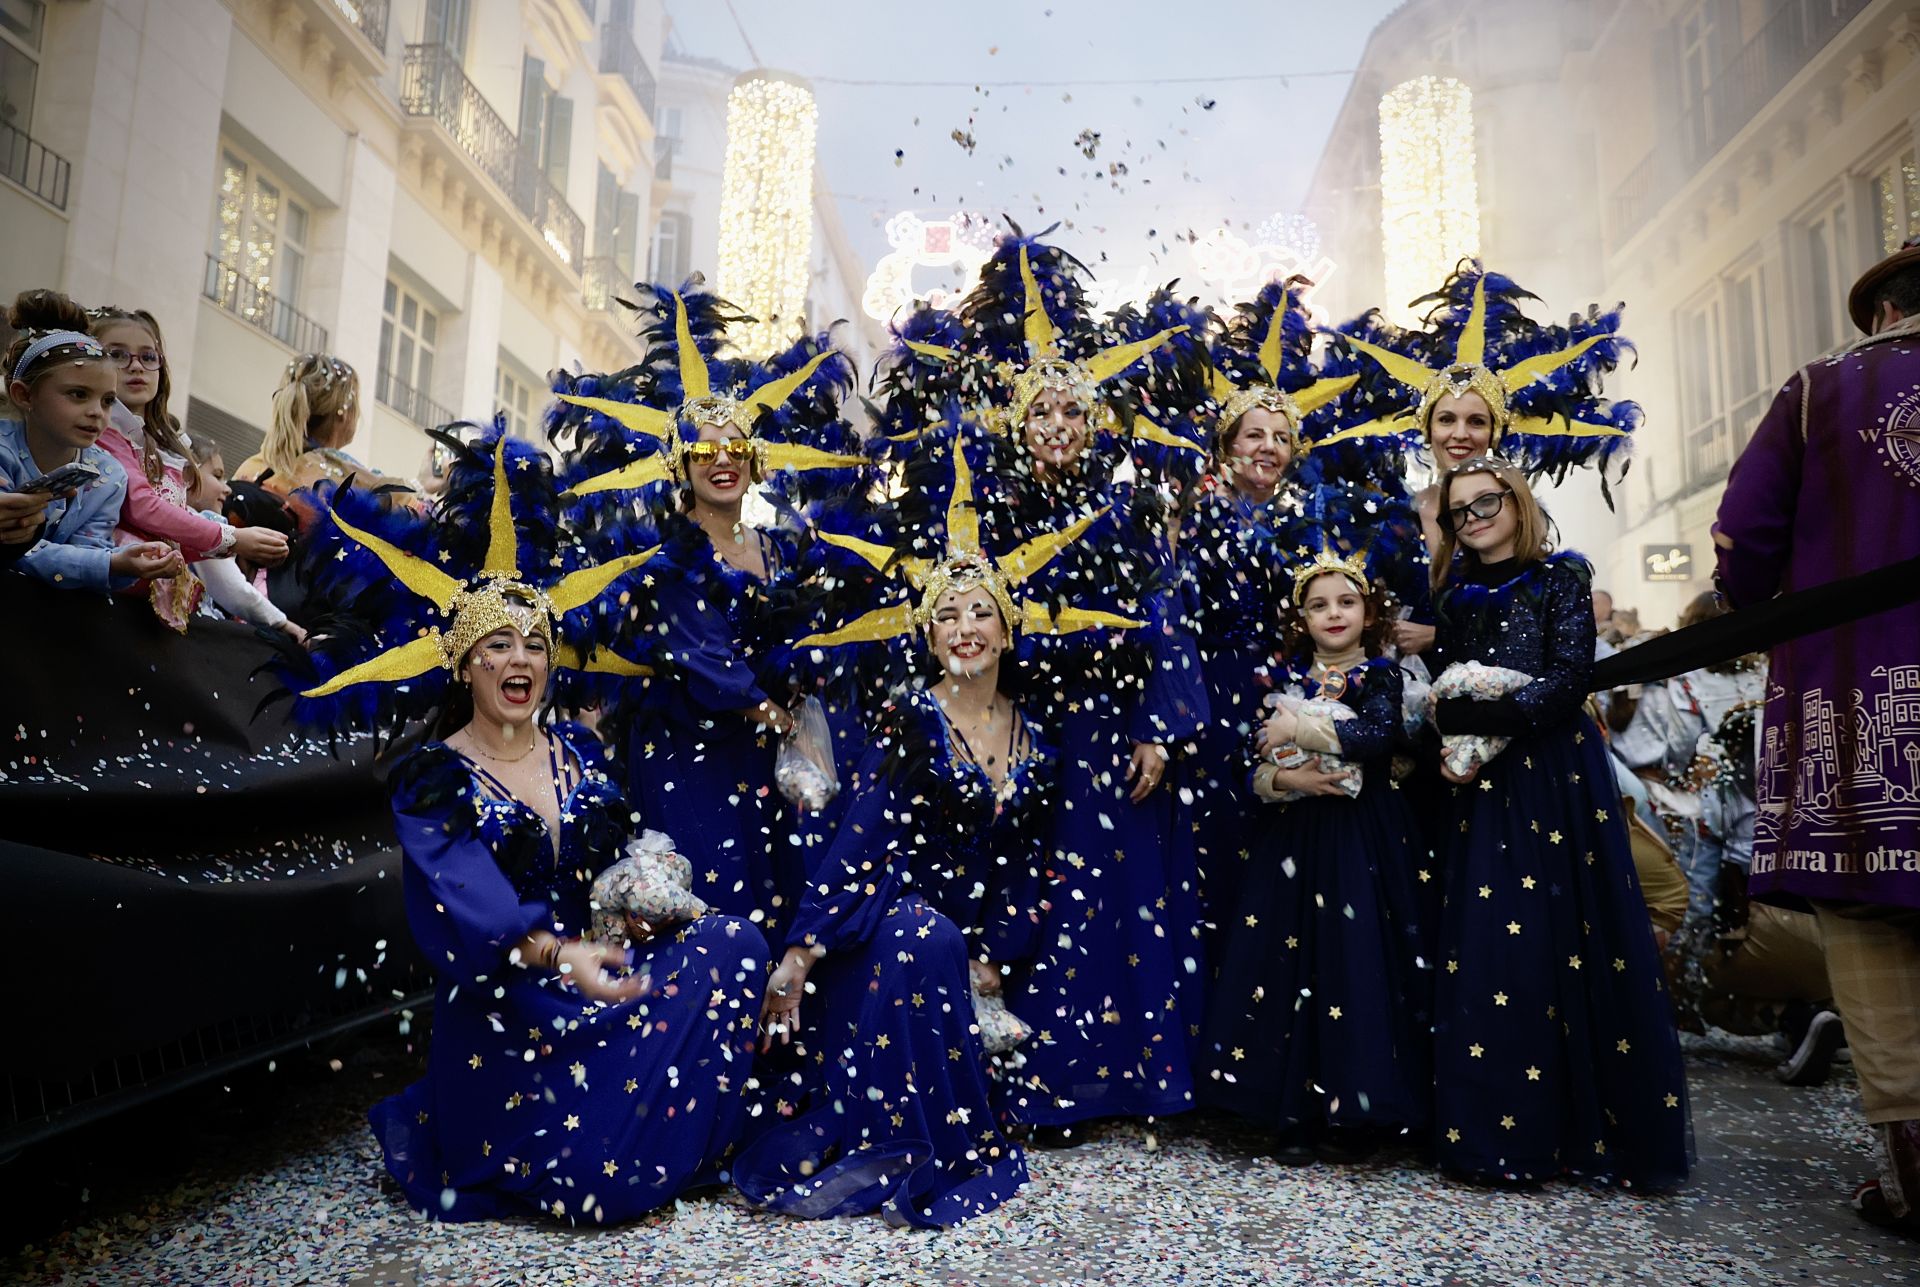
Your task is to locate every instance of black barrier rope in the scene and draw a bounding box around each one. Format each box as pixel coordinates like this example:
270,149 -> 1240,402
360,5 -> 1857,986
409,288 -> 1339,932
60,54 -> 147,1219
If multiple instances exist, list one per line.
1590,553 -> 1920,691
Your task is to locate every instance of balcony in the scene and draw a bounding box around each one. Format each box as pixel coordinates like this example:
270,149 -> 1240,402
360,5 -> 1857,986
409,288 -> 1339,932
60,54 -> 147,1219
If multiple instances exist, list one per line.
600,24 -> 657,121
581,256 -> 646,369
582,256 -> 623,312
1,120 -> 71,211
1607,0 -> 1875,247
399,44 -> 586,276
375,367 -> 454,429
202,256 -> 330,353
328,0 -> 387,52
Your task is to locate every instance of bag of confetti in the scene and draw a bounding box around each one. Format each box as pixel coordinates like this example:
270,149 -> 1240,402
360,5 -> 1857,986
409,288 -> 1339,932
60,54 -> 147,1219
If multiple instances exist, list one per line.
775,694 -> 840,812
971,981 -> 1033,1055
1431,661 -> 1535,777
590,829 -> 710,945
1398,654 -> 1434,741
1253,693 -> 1363,803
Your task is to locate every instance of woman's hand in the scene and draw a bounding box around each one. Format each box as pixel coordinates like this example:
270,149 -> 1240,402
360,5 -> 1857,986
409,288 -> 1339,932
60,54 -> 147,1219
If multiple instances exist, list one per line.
623,912 -> 659,945
1126,741 -> 1169,803
745,700 -> 793,738
555,939 -> 650,1004
760,947 -> 812,1052
1256,706 -> 1299,754
1268,760 -> 1354,798
1390,620 -> 1435,656
232,526 -> 290,567
275,618 -> 309,647
110,541 -> 184,580
1439,760 -> 1480,785
0,489 -> 51,544
969,958 -> 1003,996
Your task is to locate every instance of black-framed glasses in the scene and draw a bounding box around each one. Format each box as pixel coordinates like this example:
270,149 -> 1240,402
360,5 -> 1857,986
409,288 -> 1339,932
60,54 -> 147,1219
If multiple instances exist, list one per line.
1443,488 -> 1512,532
106,345 -> 163,370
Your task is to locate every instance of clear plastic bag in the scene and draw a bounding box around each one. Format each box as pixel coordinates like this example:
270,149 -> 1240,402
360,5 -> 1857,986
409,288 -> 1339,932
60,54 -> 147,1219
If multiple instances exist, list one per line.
775,694 -> 840,812
1431,661 -> 1534,777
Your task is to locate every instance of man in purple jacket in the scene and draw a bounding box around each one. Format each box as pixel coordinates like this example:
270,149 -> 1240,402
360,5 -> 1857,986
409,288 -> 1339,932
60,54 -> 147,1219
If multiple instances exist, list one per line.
1714,234 -> 1920,1238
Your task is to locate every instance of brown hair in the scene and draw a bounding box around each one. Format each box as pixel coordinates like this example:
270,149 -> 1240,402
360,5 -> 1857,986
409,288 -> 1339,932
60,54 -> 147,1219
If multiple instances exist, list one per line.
1280,568 -> 1392,660
264,353 -> 361,480
89,305 -> 195,486
1429,458 -> 1551,593
6,289 -> 105,388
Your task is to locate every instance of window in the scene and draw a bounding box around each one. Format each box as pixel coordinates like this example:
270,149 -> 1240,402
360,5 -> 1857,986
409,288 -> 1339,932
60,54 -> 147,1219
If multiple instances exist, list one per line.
0,0 -> 44,132
517,55 -> 572,195
496,362 -> 534,441
655,104 -> 681,180
1723,263 -> 1770,446
1802,198 -> 1851,355
593,165 -> 641,279
1676,1 -> 1719,160
209,145 -> 312,338
423,0 -> 468,57
649,210 -> 691,284
1676,291 -> 1727,484
1869,149 -> 1920,258
378,279 -> 443,427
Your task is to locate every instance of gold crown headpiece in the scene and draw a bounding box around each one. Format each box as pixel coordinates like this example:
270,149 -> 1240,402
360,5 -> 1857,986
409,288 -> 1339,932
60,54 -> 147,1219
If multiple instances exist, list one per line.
1290,548 -> 1373,602
1208,285 -> 1360,456
798,440 -> 1144,647
1319,273 -> 1630,454
555,291 -> 866,498
301,437 -> 658,698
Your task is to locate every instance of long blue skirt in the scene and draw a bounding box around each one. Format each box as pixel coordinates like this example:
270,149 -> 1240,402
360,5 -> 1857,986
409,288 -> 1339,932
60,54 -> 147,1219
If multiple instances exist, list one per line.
369,915 -> 767,1224
732,896 -> 1027,1227
1432,716 -> 1694,1188
1198,774 -> 1432,1134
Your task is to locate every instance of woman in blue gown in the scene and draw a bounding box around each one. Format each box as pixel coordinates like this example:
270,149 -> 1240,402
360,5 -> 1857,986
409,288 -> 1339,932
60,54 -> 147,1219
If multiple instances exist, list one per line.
285,430 -> 769,1224
1427,457 -> 1691,1188
1198,545 -> 1432,1163
732,458 -> 1081,1224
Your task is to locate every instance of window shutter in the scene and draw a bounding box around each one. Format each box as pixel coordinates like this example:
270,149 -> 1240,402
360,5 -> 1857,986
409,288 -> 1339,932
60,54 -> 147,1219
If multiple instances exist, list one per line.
546,96 -> 573,192
616,191 -> 640,280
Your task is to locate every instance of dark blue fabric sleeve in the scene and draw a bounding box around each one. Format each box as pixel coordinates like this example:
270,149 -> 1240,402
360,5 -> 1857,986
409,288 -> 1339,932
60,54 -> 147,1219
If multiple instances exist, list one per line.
389,746 -> 550,988
1507,560 -> 1596,726
1127,588 -> 1211,745
649,560 -> 768,714
1334,662 -> 1404,761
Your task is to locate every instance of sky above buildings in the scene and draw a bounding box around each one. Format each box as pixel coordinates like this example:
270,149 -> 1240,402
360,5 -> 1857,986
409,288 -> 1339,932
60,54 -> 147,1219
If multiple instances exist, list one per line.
663,0 -> 1402,308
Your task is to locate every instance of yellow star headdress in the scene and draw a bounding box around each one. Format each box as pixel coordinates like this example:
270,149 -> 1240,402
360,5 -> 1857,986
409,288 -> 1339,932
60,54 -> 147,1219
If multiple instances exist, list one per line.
300,435 -> 657,700
553,291 -> 866,498
797,439 -> 1144,647
1208,284 -> 1359,454
1322,271 -> 1633,454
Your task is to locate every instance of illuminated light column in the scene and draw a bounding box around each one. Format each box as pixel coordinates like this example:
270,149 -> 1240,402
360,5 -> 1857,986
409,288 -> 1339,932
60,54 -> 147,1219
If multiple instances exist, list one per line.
717,70 -> 819,354
1378,76 -> 1481,323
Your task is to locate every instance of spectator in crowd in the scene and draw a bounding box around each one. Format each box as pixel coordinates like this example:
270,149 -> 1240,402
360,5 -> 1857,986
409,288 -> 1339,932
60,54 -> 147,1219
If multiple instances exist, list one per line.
1714,233 -> 1920,1238
185,437 -> 305,643
90,305 -> 286,628
0,290 -> 178,591
236,352 -> 412,499
1593,587 -> 1613,631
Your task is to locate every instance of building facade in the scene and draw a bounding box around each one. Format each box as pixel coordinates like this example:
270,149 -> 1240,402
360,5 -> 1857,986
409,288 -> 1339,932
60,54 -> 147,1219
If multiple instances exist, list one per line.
1302,0 -> 1920,622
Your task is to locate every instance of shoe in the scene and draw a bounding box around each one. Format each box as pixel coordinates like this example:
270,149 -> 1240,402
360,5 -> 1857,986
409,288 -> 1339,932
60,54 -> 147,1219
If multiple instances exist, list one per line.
1778,1009 -> 1845,1087
1263,1131 -> 1315,1166
1029,1124 -> 1084,1150
1851,1180 -> 1920,1239
1314,1128 -> 1380,1165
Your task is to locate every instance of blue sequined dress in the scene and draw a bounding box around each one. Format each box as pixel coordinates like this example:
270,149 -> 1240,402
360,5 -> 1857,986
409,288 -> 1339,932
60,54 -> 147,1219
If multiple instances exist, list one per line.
987,481 -> 1212,1127
732,689 -> 1054,1226
1429,553 -> 1692,1187
626,526 -> 800,937
1197,656 -> 1432,1137
369,723 -> 768,1223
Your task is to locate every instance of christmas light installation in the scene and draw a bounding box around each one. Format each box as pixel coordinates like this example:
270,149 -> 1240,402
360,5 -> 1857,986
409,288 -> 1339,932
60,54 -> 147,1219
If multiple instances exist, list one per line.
717,70 -> 818,354
861,211 -> 994,323
1379,75 -> 1480,324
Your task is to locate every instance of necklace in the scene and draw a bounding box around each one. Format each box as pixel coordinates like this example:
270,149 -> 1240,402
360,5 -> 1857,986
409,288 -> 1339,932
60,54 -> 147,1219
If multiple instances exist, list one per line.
462,729 -> 539,763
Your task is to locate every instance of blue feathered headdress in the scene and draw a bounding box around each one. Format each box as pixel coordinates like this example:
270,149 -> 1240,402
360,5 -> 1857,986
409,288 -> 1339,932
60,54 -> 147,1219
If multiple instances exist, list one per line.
1264,479 -> 1426,615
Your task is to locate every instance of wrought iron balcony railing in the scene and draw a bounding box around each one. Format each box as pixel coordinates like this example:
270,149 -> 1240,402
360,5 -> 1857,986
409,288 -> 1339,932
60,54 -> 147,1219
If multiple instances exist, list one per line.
202,256 -> 330,353
375,367 -> 455,429
401,44 -> 586,271
330,0 -> 388,51
0,120 -> 71,210
600,23 -> 658,121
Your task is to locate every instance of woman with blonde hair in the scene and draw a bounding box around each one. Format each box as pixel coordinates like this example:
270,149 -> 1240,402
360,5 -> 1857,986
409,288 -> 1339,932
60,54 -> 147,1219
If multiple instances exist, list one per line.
236,353 -> 409,497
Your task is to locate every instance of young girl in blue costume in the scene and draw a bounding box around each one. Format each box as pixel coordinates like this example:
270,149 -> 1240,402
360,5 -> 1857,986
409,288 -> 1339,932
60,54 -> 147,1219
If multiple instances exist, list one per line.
552,284 -> 866,941
1427,456 -> 1691,1188
1197,492 -> 1432,1164
283,431 -> 768,1224
937,233 -> 1209,1145
732,434 -> 1135,1225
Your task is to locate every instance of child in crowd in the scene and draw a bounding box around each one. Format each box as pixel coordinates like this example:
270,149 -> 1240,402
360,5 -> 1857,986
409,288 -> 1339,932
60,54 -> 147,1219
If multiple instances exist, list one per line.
1427,456 -> 1692,1189
0,290 -> 177,592
184,437 -> 305,642
89,306 -> 288,628
1198,533 -> 1432,1165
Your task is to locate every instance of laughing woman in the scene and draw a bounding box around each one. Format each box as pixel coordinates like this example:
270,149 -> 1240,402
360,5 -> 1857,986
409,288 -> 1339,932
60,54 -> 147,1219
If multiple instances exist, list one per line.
287,431 -> 768,1224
